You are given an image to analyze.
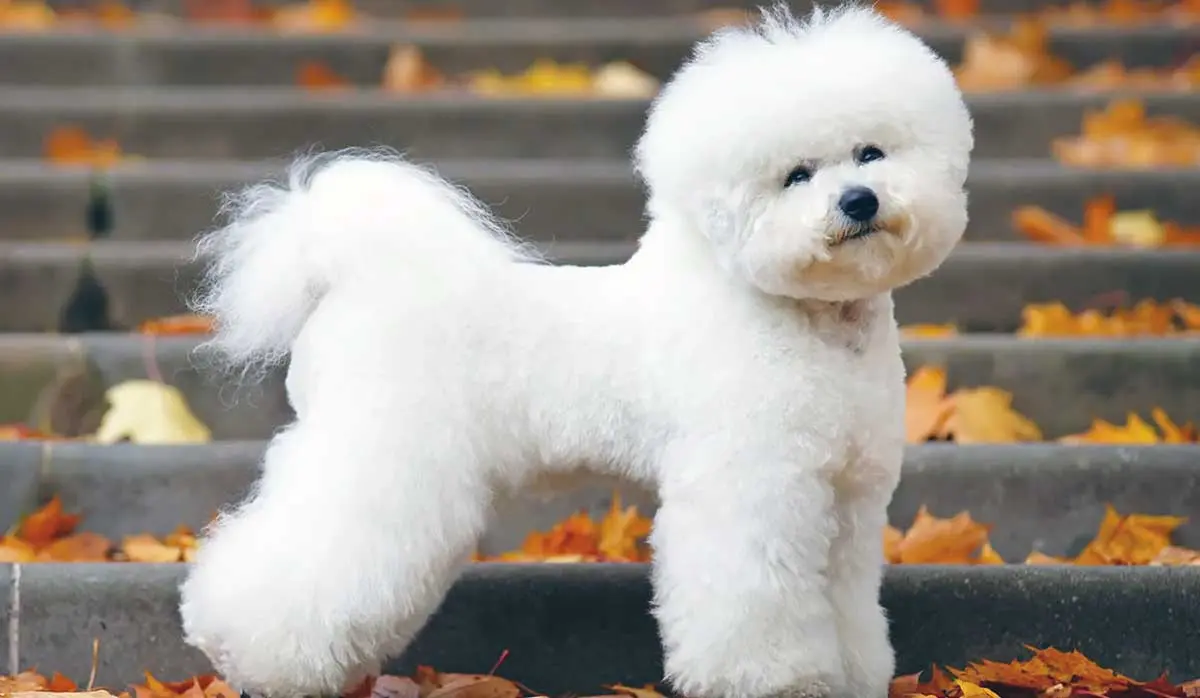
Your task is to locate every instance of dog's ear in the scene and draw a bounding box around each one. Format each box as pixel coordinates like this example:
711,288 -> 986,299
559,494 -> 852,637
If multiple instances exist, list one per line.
697,184 -> 760,255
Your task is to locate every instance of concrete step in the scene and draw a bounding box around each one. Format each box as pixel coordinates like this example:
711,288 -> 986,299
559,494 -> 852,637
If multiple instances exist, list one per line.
72,0 -> 1200,18
2,563 -> 1198,691
0,241 -> 1196,333
2,160 -> 1196,244
1,88 -> 1196,160
2,441 -> 1198,561
0,22 -> 1191,86
0,334 -> 1196,440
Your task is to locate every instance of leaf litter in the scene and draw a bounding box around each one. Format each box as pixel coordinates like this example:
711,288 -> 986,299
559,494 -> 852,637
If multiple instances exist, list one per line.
6,647 -> 1200,698
7,492 -> 1197,566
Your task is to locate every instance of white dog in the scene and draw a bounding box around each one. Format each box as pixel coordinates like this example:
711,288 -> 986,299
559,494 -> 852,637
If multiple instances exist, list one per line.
179,4 -> 973,698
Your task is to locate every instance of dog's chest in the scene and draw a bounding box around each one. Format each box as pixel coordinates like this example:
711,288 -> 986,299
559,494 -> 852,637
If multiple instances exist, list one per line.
799,299 -> 905,483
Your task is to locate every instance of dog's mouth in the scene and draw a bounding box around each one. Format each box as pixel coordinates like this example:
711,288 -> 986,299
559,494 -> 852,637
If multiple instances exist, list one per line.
828,223 -> 885,246
827,212 -> 908,247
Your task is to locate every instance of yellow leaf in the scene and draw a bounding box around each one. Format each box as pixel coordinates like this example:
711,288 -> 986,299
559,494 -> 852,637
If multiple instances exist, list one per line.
955,680 -> 1001,698
976,541 -> 1005,564
938,387 -> 1042,443
592,62 -> 659,99
905,366 -> 955,443
92,380 -> 212,444
901,323 -> 958,338
1109,210 -> 1165,247
121,533 -> 184,562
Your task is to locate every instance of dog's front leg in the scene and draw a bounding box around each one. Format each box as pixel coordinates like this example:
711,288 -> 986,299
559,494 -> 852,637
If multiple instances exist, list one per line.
828,481 -> 896,698
649,440 -> 846,698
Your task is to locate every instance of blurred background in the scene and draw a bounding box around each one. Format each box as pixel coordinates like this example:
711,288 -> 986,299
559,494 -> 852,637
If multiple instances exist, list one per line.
0,0 -> 1199,692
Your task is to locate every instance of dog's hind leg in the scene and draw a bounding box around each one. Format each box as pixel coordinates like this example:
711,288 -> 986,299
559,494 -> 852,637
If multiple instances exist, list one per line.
179,416 -> 492,697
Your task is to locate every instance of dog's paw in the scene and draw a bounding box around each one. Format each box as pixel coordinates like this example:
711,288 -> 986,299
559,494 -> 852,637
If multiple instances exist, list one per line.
178,524 -> 374,697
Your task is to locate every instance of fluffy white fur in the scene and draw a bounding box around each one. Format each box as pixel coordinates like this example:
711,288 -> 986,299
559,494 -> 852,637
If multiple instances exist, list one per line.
179,4 -> 973,698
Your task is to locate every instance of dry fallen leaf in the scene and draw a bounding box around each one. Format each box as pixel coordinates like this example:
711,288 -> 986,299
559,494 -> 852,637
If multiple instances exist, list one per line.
92,380 -> 212,445
182,0 -> 269,24
382,45 -> 445,93
297,60 -> 351,91
0,423 -> 68,441
936,386 -> 1043,444
0,0 -> 56,30
271,0 -> 356,32
592,62 -> 660,99
44,126 -> 127,168
885,504 -> 1199,568
1060,408 -> 1197,444
1073,505 -> 1187,565
904,366 -> 956,444
900,323 -> 958,338
1036,0 -> 1200,26
1053,98 -> 1200,168
6,647 -> 1200,698
1019,299 -> 1200,337
137,314 -> 215,336
18,494 -> 82,546
905,367 -> 1042,444
891,506 -> 995,564
1014,197 -> 1200,247
954,19 -> 1073,92
479,492 -> 652,562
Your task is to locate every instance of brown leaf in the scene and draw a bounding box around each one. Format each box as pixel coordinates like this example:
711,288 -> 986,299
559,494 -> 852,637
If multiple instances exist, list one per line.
296,60 -> 350,91
888,673 -> 921,698
596,494 -> 652,562
883,525 -> 904,563
272,0 -> 356,32
0,536 -> 37,562
373,676 -> 421,698
44,673 -> 78,692
202,679 -> 238,698
0,672 -> 50,693
137,314 -> 214,336
1074,505 -> 1186,565
121,534 -> 184,563
607,684 -> 665,698
895,506 -> 992,564
35,531 -> 112,562
18,495 -> 81,547
425,675 -> 521,698
10,692 -> 117,698
904,366 -> 954,443
901,323 -> 957,338
382,45 -> 444,93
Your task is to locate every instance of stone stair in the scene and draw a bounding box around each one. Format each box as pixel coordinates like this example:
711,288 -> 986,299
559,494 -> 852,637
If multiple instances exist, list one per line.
1,0 -> 1199,692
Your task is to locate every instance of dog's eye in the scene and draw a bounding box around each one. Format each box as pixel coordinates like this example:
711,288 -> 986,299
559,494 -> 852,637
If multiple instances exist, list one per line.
856,145 -> 886,164
784,165 -> 813,187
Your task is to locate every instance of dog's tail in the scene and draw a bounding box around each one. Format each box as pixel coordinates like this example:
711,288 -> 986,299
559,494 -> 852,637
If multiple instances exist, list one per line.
190,148 -> 538,379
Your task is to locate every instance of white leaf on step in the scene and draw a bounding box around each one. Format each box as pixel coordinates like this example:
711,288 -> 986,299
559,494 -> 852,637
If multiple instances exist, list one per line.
93,380 -> 212,445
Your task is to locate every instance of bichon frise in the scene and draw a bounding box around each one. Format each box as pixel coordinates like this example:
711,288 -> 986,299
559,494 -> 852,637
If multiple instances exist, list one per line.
179,4 -> 973,698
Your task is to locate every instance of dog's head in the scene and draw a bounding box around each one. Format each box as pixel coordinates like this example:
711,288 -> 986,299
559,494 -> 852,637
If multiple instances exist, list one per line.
635,4 -> 974,301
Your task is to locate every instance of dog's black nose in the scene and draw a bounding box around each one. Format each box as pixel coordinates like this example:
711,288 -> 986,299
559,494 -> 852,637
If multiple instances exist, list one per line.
838,186 -> 879,223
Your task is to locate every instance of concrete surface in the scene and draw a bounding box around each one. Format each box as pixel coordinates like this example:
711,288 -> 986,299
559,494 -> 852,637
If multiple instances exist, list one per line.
0,160 -> 1195,243
0,22 -> 1192,86
1,241 -> 1198,332
0,88 -> 1195,160
2,564 -> 1198,691
3,334 -> 1200,439
3,442 -> 1200,561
